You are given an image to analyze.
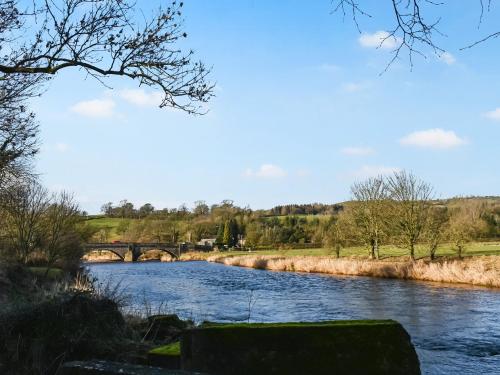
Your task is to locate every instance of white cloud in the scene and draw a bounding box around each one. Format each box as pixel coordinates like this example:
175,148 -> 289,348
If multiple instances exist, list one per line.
341,147 -> 375,156
353,165 -> 401,178
359,31 -> 400,50
438,52 -> 456,65
70,98 -> 116,118
483,108 -> 500,121
244,164 -> 287,179
117,88 -> 163,107
55,143 -> 69,153
400,128 -> 466,149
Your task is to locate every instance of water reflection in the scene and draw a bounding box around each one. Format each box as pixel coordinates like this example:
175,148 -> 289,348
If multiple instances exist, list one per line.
88,261 -> 500,375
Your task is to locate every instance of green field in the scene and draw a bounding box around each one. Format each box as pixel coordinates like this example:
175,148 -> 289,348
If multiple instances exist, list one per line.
84,216 -> 131,241
183,242 -> 500,260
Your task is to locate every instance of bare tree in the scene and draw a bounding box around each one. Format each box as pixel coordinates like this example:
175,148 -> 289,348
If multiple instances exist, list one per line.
0,181 -> 49,263
193,200 -> 210,216
350,176 -> 389,259
386,171 -> 433,260
425,205 -> 449,260
41,191 -> 82,271
0,106 -> 39,182
447,202 -> 487,259
322,214 -> 347,258
0,74 -> 42,182
0,0 -> 213,113
332,0 -> 500,70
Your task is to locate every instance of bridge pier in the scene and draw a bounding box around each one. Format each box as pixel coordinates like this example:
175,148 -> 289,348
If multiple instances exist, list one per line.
124,244 -> 141,262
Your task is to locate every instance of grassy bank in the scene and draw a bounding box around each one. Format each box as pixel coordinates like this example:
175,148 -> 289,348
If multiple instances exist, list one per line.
180,242 -> 500,288
205,254 -> 500,288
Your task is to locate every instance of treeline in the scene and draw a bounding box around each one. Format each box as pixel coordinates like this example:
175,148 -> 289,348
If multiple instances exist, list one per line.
266,203 -> 343,216
99,200 -> 345,219
95,173 -> 499,258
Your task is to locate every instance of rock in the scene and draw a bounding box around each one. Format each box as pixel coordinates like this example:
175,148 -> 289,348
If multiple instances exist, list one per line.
60,360 -> 208,375
181,320 -> 421,375
144,315 -> 189,341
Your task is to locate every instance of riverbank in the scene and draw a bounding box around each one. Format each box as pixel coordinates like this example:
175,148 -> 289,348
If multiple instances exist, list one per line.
181,252 -> 500,288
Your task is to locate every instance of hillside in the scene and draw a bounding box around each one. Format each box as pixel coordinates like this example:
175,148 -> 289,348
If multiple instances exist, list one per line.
84,196 -> 500,244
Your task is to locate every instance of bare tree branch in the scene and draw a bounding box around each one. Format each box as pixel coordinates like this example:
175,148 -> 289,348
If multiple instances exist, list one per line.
332,0 -> 499,70
0,0 -> 214,114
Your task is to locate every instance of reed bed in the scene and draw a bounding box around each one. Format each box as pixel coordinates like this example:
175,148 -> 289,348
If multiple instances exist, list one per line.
205,254 -> 500,288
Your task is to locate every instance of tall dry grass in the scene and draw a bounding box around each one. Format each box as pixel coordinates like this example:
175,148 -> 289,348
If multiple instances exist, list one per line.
206,254 -> 500,288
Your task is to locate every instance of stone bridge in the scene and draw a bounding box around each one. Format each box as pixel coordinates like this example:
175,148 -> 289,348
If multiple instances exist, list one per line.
83,243 -> 212,262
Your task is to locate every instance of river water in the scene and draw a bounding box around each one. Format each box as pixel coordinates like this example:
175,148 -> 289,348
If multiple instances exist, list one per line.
87,261 -> 500,375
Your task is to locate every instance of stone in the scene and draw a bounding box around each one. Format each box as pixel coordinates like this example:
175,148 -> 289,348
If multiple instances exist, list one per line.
145,315 -> 189,341
181,320 -> 421,375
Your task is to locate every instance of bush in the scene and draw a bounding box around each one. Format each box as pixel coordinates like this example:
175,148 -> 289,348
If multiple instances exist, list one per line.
0,292 -> 128,374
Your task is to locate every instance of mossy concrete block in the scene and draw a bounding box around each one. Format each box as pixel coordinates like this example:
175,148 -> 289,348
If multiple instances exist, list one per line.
181,320 -> 421,375
60,360 -> 209,375
148,342 -> 181,369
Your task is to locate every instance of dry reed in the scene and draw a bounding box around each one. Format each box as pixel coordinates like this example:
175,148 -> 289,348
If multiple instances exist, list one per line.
205,254 -> 500,288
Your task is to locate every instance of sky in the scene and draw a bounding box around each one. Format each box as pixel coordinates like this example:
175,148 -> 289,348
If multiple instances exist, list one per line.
32,0 -> 500,214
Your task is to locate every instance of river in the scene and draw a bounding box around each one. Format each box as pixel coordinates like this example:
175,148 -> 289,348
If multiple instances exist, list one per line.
87,261 -> 500,375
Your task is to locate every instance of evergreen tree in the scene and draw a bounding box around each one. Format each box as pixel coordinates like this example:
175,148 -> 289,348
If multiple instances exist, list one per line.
216,223 -> 224,245
223,220 -> 231,246
230,219 -> 239,247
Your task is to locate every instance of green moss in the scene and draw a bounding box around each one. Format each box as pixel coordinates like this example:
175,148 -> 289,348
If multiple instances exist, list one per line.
149,341 -> 180,357
182,319 -> 421,375
200,319 -> 397,330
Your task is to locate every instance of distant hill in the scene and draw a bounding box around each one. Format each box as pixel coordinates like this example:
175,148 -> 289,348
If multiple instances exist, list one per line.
264,196 -> 500,216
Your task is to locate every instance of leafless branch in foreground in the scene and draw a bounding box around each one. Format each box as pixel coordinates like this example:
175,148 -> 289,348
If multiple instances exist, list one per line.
0,0 -> 214,114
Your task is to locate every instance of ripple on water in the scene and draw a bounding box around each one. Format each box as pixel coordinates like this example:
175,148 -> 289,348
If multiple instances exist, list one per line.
87,261 -> 500,375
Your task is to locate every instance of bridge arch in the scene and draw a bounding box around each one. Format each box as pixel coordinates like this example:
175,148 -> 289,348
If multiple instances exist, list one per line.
104,249 -> 125,260
84,248 -> 125,261
138,247 -> 179,259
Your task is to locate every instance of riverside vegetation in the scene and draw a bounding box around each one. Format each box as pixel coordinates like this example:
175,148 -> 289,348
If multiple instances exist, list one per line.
87,172 -> 499,287
91,173 -> 499,263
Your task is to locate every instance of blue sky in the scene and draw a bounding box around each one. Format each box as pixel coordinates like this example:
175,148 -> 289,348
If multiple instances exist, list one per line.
33,0 -> 500,213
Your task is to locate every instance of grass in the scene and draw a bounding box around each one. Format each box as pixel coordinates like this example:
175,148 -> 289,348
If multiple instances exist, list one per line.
84,217 -> 130,241
180,241 -> 500,261
200,320 -> 398,330
149,341 -> 180,356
